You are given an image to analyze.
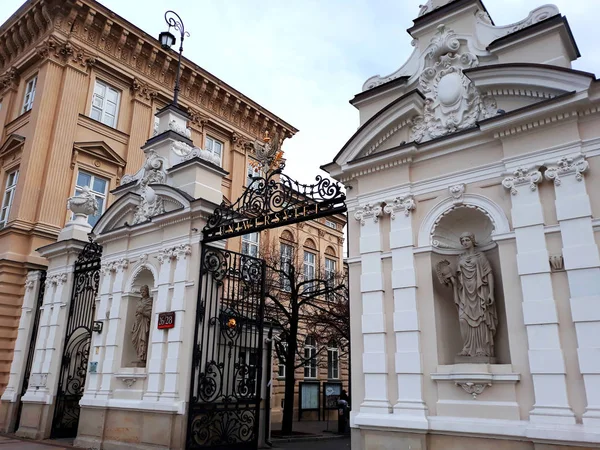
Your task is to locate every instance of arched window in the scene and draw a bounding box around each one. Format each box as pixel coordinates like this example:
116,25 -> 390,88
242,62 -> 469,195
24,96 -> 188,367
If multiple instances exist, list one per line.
304,336 -> 317,378
327,340 -> 339,379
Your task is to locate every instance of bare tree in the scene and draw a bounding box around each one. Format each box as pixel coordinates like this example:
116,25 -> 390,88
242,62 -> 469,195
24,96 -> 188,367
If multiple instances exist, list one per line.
260,237 -> 348,435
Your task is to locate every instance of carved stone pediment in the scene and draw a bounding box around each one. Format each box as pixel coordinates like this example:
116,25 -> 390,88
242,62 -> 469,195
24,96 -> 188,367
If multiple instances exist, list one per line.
72,141 -> 127,169
0,134 -> 25,159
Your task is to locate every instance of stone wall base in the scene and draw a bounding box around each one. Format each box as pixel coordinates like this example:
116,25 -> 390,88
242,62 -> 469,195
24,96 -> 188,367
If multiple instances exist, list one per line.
0,400 -> 19,433
352,428 -> 600,450
74,406 -> 186,450
15,402 -> 53,440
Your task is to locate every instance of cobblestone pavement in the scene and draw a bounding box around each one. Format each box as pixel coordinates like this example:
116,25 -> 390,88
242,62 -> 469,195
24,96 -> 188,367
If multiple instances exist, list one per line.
0,436 -> 71,449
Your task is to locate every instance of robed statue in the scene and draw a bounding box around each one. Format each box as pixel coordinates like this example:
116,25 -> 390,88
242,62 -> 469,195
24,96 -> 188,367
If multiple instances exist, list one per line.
436,232 -> 498,360
131,285 -> 153,364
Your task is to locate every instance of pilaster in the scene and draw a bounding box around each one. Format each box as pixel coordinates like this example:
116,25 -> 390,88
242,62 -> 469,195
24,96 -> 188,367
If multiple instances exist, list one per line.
545,155 -> 600,426
502,168 -> 575,424
127,78 -> 157,174
354,203 -> 391,414
383,196 -> 428,425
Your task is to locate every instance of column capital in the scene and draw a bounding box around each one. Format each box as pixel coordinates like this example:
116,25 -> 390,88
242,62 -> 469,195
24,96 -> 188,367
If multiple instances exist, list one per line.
354,203 -> 382,226
45,272 -> 68,286
383,195 -> 415,219
545,155 -> 588,186
502,166 -> 542,195
131,77 -> 158,104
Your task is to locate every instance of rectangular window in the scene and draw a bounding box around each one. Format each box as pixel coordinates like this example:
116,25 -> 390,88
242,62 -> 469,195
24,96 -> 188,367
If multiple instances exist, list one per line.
304,336 -> 317,378
205,136 -> 223,166
280,243 -> 293,292
327,347 -> 339,379
75,170 -> 108,226
303,251 -> 316,293
0,170 -> 19,228
241,232 -> 259,258
22,76 -> 37,113
246,160 -> 262,188
325,219 -> 337,230
277,342 -> 287,378
238,349 -> 258,395
91,80 -> 120,128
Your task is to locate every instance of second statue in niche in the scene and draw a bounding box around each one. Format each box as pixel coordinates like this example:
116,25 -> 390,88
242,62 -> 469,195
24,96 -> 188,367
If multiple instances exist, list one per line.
131,284 -> 153,365
436,231 -> 498,363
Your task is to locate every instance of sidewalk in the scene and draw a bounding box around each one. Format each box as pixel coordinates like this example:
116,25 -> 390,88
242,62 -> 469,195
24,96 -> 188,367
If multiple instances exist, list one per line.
270,420 -> 349,444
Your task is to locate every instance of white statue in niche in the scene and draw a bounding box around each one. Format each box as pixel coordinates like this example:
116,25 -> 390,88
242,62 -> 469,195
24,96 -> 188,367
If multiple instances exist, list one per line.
131,285 -> 153,365
436,231 -> 498,362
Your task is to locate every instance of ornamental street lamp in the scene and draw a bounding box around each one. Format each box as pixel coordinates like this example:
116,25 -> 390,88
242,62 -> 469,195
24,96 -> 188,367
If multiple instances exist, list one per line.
159,10 -> 189,107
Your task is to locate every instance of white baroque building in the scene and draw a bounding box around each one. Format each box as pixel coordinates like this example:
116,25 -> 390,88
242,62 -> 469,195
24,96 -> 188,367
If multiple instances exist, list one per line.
323,0 -> 600,449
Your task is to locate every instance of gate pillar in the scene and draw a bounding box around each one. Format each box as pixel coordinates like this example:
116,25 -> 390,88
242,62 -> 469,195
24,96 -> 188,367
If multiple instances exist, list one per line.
0,270 -> 45,432
15,205 -> 94,439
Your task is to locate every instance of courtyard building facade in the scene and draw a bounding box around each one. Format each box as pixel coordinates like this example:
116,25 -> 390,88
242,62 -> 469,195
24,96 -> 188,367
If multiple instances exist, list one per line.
324,0 -> 600,449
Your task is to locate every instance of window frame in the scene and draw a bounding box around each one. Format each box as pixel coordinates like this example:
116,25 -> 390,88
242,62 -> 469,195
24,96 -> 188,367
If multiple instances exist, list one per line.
205,135 -> 224,166
0,169 -> 19,228
90,79 -> 121,128
327,346 -> 339,380
246,159 -> 263,188
303,336 -> 318,379
280,242 -> 293,292
74,169 -> 109,226
241,232 -> 260,258
277,341 -> 287,379
22,75 -> 37,113
303,250 -> 316,293
325,219 -> 337,230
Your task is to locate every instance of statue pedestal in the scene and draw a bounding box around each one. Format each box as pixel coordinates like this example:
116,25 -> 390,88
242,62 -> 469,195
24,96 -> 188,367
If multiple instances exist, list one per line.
455,356 -> 497,364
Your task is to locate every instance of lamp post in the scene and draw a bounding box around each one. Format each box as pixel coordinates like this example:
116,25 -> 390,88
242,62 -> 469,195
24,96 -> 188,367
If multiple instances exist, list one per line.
158,10 -> 189,107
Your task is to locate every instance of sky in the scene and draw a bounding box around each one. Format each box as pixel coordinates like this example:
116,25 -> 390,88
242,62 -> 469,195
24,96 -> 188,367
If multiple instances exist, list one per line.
1,0 -> 599,185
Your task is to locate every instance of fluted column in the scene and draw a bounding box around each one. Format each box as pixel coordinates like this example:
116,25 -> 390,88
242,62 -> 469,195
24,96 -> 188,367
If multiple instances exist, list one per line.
1,271 -> 44,404
384,196 -> 428,425
354,203 -> 391,414
38,62 -> 91,226
161,244 -> 191,402
143,249 -> 172,401
502,168 -> 575,424
127,79 -> 156,174
545,155 -> 600,426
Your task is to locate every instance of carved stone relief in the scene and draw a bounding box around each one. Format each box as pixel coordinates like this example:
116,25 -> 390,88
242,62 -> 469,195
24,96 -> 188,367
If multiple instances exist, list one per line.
544,155 -> 589,186
354,203 -> 382,225
383,195 -> 415,219
502,167 -> 542,195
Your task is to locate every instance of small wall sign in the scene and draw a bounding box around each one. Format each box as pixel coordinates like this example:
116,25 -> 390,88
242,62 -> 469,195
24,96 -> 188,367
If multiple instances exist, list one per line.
158,311 -> 176,329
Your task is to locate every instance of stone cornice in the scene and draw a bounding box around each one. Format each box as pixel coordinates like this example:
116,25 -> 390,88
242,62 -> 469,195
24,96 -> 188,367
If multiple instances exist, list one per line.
0,0 -> 298,142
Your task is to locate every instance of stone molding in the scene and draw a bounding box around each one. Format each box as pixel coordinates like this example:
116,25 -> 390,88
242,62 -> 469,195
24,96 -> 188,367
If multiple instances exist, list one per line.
157,244 -> 192,264
130,77 -> 158,103
383,195 -> 415,219
354,203 -> 383,225
45,272 -> 68,286
456,382 -> 491,399
36,36 -> 97,70
448,183 -> 465,204
545,155 -> 589,186
101,258 -> 129,275
502,167 -> 542,195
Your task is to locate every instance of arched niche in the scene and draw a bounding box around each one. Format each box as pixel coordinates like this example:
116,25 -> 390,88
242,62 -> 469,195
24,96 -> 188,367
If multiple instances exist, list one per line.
428,203 -> 511,365
121,266 -> 157,368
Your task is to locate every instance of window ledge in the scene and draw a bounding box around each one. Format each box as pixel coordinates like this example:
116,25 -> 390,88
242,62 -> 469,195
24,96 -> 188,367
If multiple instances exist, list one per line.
5,109 -> 31,135
78,114 -> 129,144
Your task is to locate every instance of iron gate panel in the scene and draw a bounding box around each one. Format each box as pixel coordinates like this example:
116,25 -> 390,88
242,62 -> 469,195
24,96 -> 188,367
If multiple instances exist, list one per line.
51,240 -> 101,439
187,245 -> 266,450
15,270 -> 46,430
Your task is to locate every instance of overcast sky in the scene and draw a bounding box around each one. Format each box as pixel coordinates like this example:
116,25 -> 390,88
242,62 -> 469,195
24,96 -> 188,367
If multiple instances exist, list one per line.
1,0 -> 599,184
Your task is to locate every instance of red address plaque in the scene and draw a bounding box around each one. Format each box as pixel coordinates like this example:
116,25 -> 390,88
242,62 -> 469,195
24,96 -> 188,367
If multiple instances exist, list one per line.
157,311 -> 176,329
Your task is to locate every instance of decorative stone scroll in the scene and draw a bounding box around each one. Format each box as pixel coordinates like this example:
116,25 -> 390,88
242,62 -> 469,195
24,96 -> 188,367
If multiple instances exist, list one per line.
502,167 -> 542,195
456,381 -> 491,399
544,155 -> 589,186
157,244 -> 192,264
46,273 -> 68,286
354,203 -> 382,226
383,195 -> 415,219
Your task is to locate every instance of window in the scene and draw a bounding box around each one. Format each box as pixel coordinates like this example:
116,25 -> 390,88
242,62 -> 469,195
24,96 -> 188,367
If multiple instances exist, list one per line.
91,80 -> 120,127
277,342 -> 287,378
280,243 -> 293,292
241,232 -> 259,258
246,160 -> 262,188
0,170 -> 19,228
205,136 -> 223,166
22,76 -> 37,113
75,170 -> 108,226
325,219 -> 337,230
303,251 -> 316,293
304,336 -> 317,378
327,343 -> 339,379
325,258 -> 336,281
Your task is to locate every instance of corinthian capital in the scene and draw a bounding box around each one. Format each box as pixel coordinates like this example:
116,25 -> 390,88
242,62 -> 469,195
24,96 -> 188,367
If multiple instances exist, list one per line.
383,195 -> 415,219
354,203 -> 382,226
544,155 -> 588,186
502,167 -> 542,195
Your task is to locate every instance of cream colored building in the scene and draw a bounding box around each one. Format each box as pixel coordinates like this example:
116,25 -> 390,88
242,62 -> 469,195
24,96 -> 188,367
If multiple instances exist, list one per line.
323,0 -> 600,449
0,0 -> 346,439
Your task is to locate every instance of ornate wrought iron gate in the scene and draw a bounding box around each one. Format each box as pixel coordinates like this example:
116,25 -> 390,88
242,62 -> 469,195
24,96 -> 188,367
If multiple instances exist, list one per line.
187,245 -> 266,450
15,270 -> 46,430
51,240 -> 102,438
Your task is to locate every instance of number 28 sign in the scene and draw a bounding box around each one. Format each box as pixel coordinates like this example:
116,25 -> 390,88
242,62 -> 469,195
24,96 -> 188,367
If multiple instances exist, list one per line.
157,311 -> 175,329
